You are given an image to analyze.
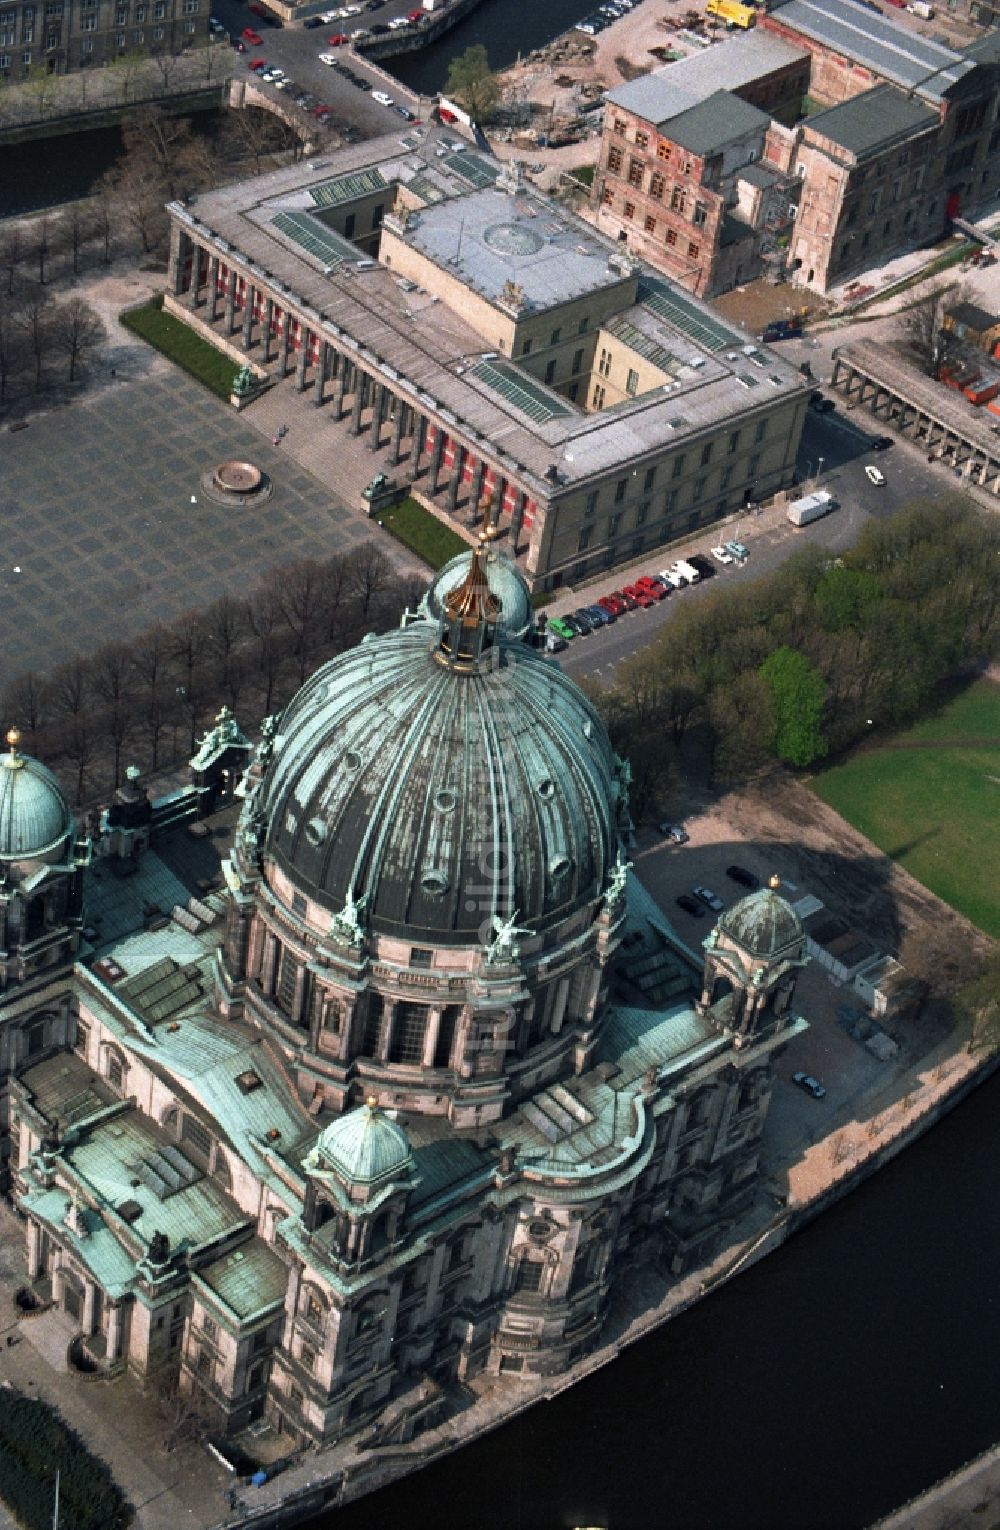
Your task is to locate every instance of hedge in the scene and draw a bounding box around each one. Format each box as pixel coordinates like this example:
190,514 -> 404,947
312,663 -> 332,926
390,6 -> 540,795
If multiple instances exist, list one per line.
0,1388 -> 133,1530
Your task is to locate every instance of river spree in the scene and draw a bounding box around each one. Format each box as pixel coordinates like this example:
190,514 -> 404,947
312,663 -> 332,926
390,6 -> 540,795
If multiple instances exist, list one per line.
387,0 -> 600,95
314,1068 -> 1000,1530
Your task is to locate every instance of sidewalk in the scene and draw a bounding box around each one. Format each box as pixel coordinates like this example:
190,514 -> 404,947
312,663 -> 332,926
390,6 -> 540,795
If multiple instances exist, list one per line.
0,1202 -> 232,1530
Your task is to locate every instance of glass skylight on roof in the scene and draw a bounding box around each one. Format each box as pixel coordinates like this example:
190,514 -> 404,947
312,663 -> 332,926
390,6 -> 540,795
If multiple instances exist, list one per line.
310,168 -> 387,209
272,210 -> 358,269
470,359 -> 572,424
446,152 -> 501,189
639,278 -> 744,353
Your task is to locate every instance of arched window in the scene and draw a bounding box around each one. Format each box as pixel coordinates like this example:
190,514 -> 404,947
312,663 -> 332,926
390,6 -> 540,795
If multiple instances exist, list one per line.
513,1257 -> 544,1295
24,1016 -> 48,1059
389,1002 -> 426,1064
300,1284 -> 327,1326
354,1291 -> 387,1338
105,1046 -> 127,1093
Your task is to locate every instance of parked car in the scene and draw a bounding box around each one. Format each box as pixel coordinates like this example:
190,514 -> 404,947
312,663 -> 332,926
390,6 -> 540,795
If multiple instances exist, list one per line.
547,616 -> 576,641
640,574 -> 670,599
544,633 -> 568,653
354,75 -> 372,90
303,14 -> 324,25
726,864 -> 759,889
614,588 -> 638,610
865,465 -> 886,485
658,567 -> 686,589
676,894 -> 705,917
658,822 -> 689,843
326,31 -> 348,42
570,611 -> 594,635
625,582 -> 656,608
319,50 -> 339,62
710,544 -> 734,564
585,604 -> 613,626
248,56 -> 267,70
241,26 -> 263,44
793,1071 -> 827,1100
870,435 -> 893,451
395,104 -> 417,120
372,89 -> 394,106
598,594 -> 625,618
724,540 -> 749,561
687,554 -> 716,580
692,885 -> 724,912
387,14 -> 411,26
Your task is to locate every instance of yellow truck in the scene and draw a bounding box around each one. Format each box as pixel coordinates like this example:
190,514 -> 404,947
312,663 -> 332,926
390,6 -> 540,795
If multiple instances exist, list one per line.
706,0 -> 757,26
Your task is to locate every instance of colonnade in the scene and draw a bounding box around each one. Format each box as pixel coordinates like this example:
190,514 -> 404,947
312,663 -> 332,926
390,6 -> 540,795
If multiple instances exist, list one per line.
831,350 -> 1000,491
168,230 -> 533,546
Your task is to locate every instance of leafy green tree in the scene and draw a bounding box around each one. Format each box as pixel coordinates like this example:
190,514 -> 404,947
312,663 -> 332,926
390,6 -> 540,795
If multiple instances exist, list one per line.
956,949 -> 1000,1055
445,45 -> 500,125
814,562 -> 880,631
759,646 -> 828,767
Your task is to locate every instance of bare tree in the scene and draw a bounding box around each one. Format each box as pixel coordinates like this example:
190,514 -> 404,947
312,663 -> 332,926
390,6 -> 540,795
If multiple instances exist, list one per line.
346,542 -> 394,622
205,594 -> 248,706
273,559 -> 327,683
0,298 -> 24,406
169,610 -> 211,753
244,585 -> 289,715
2,671 -> 50,756
895,280 -> 968,376
132,625 -> 174,771
65,204 -> 87,277
51,297 -> 106,382
31,213 -> 52,286
49,657 -> 97,804
223,106 -> 300,177
24,62 -> 57,121
91,641 -> 137,789
110,48 -> 147,107
15,287 -> 52,390
89,185 -> 116,266
0,224 -> 22,296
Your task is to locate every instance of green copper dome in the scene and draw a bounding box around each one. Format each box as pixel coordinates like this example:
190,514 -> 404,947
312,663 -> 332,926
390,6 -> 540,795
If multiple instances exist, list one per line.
259,569 -> 626,943
316,1101 -> 413,1188
717,883 -> 804,962
423,547 -> 534,641
0,733 -> 73,862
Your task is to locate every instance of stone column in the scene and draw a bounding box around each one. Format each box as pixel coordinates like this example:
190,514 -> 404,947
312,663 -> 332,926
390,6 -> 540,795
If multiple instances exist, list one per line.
224,273 -> 236,336
292,964 -> 307,1027
314,343 -> 327,406
339,998 -> 358,1063
106,1302 -> 123,1361
550,977 -> 570,1035
429,428 -> 445,492
242,286 -> 255,350
350,372 -> 365,435
83,1280 -> 97,1335
167,223 -> 186,295
27,1218 -> 43,1279
510,491 -> 526,550
421,1006 -> 443,1069
414,413 -> 428,468
261,932 -> 278,996
335,359 -> 349,421
295,334 -> 309,393
208,255 -> 220,322
187,245 -> 201,309
377,999 -> 397,1064
467,459 -> 485,525
390,401 -> 406,464
446,448 -> 464,513
369,385 -> 384,451
279,319 -> 291,379
262,297 -> 273,363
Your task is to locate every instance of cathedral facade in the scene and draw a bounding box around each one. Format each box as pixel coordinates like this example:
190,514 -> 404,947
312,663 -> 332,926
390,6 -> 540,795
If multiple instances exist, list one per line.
2,543 -> 807,1447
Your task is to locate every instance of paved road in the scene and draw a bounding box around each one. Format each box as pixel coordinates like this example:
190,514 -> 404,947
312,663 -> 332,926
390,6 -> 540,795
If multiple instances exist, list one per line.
556,390 -> 961,684
213,0 -> 426,132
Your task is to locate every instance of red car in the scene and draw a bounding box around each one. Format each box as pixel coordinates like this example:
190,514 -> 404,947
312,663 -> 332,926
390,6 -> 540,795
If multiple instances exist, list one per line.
598,594 -> 626,618
613,588 -> 638,610
248,55 -> 267,68
311,103 -> 333,117
327,30 -> 348,42
407,6 -> 424,17
624,582 -> 657,609
637,575 -> 670,600
241,26 -> 262,43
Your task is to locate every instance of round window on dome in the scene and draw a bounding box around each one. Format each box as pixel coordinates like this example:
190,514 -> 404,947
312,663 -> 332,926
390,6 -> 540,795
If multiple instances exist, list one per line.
421,869 -> 449,897
549,854 -> 572,879
305,817 -> 327,848
434,789 -> 457,813
582,719 -> 594,740
537,779 -> 556,801
344,749 -> 363,771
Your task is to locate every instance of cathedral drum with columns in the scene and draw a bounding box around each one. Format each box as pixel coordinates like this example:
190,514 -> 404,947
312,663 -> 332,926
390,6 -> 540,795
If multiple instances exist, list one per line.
4,540 -> 809,1452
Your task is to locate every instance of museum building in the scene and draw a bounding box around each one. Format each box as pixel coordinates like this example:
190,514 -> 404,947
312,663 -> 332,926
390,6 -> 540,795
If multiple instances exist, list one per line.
164,129 -> 807,592
2,543 -> 808,1447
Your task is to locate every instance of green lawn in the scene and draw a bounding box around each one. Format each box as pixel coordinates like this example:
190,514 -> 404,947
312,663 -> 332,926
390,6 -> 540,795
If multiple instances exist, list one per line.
374,496 -> 469,569
120,297 -> 238,400
812,680 -> 1000,936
